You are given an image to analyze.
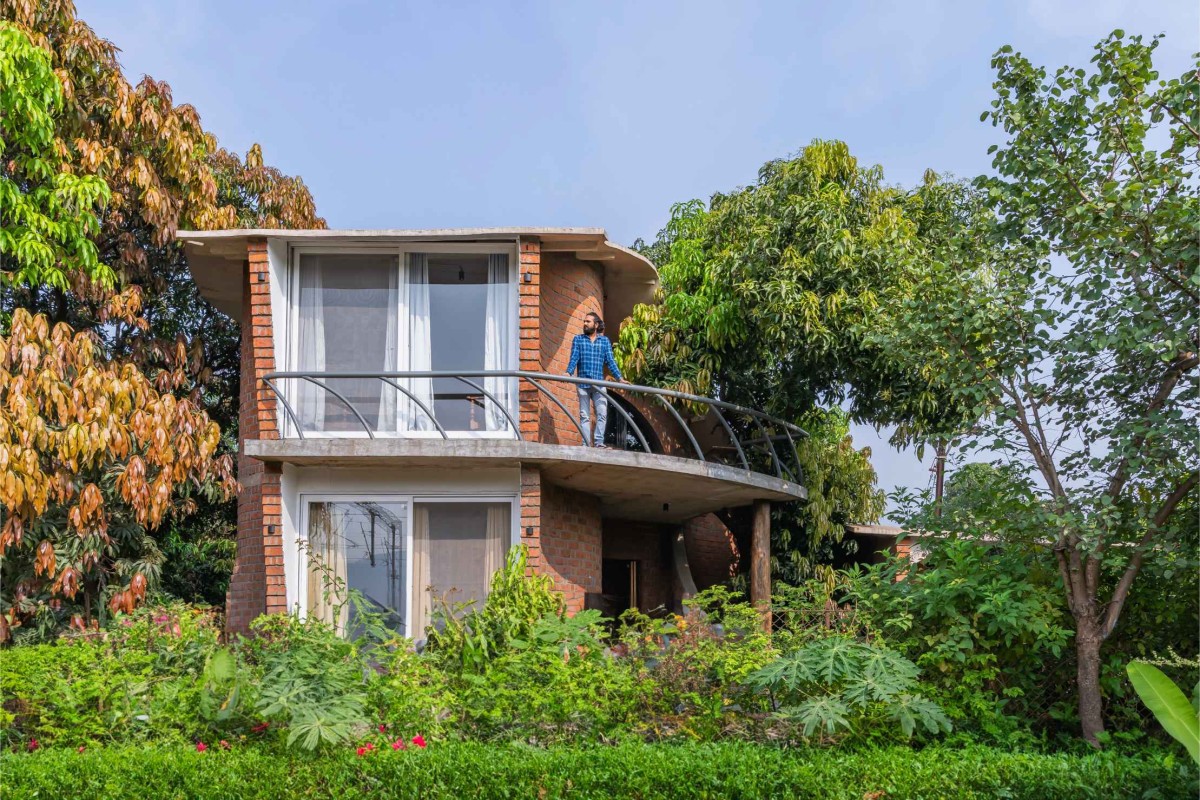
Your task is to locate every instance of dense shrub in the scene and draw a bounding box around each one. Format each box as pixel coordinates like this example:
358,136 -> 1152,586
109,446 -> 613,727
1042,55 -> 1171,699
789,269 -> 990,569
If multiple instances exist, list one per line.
3,742 -> 1194,800
848,536 -> 1200,745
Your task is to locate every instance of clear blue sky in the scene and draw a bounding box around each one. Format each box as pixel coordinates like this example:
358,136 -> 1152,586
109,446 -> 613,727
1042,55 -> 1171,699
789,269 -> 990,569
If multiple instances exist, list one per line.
77,0 -> 1198,516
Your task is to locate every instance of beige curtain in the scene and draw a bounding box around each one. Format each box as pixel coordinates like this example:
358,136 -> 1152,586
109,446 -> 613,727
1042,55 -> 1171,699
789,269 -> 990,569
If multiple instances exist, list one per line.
410,506 -> 431,639
306,504 -> 348,633
484,505 -> 507,590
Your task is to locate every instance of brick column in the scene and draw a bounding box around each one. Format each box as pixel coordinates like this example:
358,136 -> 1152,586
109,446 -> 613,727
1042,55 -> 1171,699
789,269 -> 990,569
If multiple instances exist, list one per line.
518,239 -> 541,438
226,238 -> 287,635
519,465 -> 601,613
520,466 -> 542,575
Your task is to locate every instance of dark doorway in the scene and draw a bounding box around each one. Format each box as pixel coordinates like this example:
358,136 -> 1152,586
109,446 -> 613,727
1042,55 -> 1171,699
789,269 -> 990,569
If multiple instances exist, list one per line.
599,558 -> 639,617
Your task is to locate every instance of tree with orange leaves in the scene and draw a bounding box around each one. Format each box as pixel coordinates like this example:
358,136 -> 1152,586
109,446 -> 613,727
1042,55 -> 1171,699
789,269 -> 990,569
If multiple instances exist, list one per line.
0,307 -> 235,641
1,2 -> 325,614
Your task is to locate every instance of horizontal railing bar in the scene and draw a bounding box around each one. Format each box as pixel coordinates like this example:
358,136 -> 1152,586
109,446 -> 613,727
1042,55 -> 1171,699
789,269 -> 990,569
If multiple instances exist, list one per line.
262,370 -> 808,439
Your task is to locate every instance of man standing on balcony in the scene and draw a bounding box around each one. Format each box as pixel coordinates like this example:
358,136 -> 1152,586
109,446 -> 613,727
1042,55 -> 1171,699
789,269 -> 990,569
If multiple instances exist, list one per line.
566,312 -> 627,448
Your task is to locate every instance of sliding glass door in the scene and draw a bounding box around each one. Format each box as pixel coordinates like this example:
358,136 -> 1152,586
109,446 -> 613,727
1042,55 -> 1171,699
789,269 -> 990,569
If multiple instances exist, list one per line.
302,497 -> 511,639
287,247 -> 517,437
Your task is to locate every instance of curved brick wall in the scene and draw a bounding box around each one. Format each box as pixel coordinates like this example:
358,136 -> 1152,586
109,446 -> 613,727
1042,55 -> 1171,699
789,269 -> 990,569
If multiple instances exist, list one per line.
683,514 -> 740,589
539,252 -> 605,445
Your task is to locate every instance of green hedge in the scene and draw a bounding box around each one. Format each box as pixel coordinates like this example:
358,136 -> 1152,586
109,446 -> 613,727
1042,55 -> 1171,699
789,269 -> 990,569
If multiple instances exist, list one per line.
2,743 -> 1194,800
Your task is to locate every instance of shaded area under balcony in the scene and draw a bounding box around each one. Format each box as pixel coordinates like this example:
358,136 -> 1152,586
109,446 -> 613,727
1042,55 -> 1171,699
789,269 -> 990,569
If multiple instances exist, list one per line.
244,437 -> 805,522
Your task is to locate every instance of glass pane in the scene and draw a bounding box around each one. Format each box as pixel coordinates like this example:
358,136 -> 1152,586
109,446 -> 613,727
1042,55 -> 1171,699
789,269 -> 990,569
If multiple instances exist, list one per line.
306,501 -> 408,637
412,501 -> 509,636
294,253 -> 397,433
428,255 -> 490,430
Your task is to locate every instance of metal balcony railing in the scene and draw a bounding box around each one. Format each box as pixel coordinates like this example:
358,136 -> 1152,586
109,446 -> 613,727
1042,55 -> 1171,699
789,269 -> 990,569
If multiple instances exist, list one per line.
260,370 -> 807,485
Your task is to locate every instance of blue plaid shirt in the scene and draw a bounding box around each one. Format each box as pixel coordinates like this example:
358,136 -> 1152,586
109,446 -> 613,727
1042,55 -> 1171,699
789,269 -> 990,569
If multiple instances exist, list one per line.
566,334 -> 622,381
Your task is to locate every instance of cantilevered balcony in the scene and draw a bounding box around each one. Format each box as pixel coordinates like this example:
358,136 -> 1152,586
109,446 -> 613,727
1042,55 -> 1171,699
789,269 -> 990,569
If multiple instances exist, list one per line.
247,370 -> 807,521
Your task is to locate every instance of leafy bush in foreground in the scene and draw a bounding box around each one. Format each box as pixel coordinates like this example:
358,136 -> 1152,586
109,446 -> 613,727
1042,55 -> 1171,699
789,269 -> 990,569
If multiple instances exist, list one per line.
3,742 -> 1194,800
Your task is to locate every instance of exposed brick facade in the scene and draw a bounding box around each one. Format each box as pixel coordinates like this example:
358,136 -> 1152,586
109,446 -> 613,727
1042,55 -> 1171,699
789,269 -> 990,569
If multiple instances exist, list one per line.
226,233 -> 761,632
518,241 -> 541,437
226,239 -> 287,635
601,519 -> 681,614
682,513 -> 740,590
517,466 -> 602,612
539,252 -> 606,445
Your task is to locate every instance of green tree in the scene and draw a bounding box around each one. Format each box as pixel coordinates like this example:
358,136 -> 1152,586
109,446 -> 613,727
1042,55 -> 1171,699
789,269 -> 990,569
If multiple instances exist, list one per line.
620,141 -> 938,580
1,2 -> 326,606
871,31 -> 1198,743
0,21 -> 111,294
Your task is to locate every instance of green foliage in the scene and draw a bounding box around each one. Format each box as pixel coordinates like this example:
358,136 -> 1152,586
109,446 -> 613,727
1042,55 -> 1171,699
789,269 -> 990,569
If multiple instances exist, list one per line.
774,409 -> 885,584
0,22 -> 112,293
870,30 -> 1198,740
1127,661 -> 1200,764
850,536 -> 1069,739
246,616 -> 370,750
620,141 -> 925,581
424,545 -> 564,672
7,742 -> 1193,800
749,637 -> 950,741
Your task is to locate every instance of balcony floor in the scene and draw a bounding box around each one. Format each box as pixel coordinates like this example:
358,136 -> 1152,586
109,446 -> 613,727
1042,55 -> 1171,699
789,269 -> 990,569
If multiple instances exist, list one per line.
245,438 -> 805,522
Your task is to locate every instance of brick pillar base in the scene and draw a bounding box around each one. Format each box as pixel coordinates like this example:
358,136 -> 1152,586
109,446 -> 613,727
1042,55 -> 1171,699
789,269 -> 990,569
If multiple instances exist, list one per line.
519,466 -> 601,613
226,238 -> 286,635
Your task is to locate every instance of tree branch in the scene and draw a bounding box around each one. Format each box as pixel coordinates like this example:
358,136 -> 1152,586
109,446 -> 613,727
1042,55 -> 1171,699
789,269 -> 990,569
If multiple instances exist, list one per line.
1101,470 -> 1199,639
1104,351 -> 1199,502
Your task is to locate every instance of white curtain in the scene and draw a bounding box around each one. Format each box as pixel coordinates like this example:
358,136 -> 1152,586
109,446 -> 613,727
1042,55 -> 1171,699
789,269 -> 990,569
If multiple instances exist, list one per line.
378,266 -> 400,434
296,263 -> 326,432
410,506 -> 431,638
484,504 -> 507,590
398,254 -> 434,431
483,254 -> 515,432
307,504 -> 348,633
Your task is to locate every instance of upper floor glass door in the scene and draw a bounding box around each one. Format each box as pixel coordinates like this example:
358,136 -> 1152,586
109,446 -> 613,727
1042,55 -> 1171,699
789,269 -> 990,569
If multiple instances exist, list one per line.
285,246 -> 517,437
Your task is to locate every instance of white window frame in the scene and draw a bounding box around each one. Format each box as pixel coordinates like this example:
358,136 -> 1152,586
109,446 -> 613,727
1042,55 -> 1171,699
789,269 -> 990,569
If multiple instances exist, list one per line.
283,242 -> 520,440
295,491 -> 519,637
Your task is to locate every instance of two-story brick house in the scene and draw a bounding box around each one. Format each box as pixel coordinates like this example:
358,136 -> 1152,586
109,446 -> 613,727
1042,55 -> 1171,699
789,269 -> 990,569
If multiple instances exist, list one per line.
181,228 -> 806,635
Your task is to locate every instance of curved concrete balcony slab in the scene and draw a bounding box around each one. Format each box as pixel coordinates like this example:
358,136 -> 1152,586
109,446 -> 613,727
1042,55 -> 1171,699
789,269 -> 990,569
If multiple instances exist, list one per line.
245,438 -> 806,522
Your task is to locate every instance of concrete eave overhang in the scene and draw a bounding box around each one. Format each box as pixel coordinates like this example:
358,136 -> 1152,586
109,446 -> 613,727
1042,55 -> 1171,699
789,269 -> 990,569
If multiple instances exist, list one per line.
245,438 -> 805,523
178,227 -> 659,324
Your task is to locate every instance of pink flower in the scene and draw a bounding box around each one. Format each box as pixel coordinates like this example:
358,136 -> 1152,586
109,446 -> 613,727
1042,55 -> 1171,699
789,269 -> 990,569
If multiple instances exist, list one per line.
378,723 -> 387,733
365,742 -> 374,751
219,740 -> 230,750
356,746 -> 368,757
196,742 -> 207,753
391,739 -> 406,751
77,746 -> 86,754
412,735 -> 427,749
27,739 -> 39,752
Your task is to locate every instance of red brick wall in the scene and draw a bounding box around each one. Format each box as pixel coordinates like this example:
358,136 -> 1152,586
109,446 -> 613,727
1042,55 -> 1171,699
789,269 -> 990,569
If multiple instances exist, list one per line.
539,252 -> 605,445
519,465 -> 602,613
518,240 -> 541,437
683,514 -> 740,590
602,519 -> 680,614
226,238 -> 287,635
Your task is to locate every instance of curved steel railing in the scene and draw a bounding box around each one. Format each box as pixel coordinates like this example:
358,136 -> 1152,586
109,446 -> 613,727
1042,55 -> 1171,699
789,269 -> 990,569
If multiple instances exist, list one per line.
260,370 -> 806,485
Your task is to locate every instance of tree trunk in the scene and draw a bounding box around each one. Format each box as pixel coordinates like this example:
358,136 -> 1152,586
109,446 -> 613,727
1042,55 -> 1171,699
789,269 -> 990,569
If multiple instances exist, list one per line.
1075,623 -> 1106,746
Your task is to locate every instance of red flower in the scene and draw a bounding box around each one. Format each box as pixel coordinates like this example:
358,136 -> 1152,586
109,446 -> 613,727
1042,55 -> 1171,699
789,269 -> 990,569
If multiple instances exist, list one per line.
196,742 -> 207,752
219,740 -> 230,750
378,723 -> 387,733
27,739 -> 39,752
356,746 -> 368,757
391,739 -> 406,751
251,722 -> 269,734
365,742 -> 374,751
412,735 -> 427,749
